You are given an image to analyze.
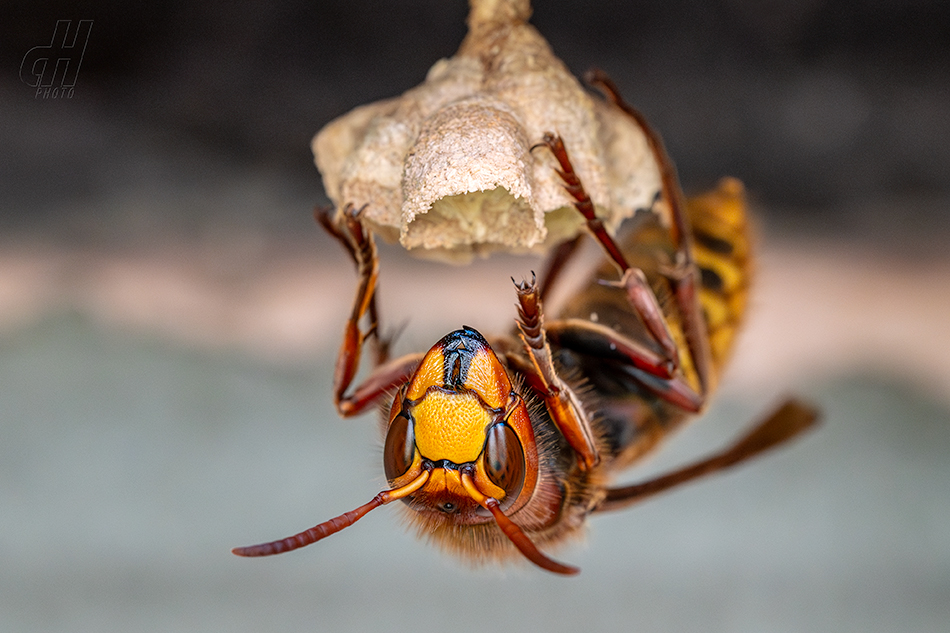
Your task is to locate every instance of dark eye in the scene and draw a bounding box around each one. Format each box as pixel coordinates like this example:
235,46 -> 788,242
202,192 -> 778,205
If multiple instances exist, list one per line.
483,423 -> 526,500
383,413 -> 415,481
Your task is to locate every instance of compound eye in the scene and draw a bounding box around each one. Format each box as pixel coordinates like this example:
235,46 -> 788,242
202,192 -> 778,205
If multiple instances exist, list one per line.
383,413 -> 415,481
483,423 -> 526,501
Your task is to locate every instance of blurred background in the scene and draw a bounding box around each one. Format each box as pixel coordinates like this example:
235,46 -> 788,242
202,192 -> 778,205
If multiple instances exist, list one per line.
2,1 -> 948,631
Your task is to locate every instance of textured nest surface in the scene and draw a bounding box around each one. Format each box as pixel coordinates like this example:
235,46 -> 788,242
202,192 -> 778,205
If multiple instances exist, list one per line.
313,0 -> 661,261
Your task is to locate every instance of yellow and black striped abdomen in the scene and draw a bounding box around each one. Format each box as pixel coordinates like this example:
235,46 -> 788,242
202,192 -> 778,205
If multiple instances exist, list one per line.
686,177 -> 752,375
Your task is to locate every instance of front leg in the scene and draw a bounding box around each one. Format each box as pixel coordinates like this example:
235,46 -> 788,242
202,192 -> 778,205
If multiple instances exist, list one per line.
317,204 -> 385,415
511,274 -> 600,470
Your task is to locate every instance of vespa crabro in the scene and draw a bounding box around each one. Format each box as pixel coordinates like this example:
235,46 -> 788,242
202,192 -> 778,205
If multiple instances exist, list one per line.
233,71 -> 817,575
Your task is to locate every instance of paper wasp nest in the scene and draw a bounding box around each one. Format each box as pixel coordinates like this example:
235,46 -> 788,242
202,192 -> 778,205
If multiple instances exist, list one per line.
313,0 -> 661,261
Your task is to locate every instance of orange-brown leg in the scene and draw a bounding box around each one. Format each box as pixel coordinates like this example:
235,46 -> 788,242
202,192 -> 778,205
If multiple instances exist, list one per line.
316,204 -> 420,417
336,352 -> 425,417
512,274 -> 600,470
317,204 -> 379,413
543,319 -> 703,412
594,399 -> 819,512
585,68 -> 714,396
536,133 -> 681,377
316,205 -> 392,367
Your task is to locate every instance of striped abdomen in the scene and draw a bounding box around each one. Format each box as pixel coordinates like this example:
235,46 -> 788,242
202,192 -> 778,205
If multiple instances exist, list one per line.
552,177 -> 753,469
688,177 -> 752,374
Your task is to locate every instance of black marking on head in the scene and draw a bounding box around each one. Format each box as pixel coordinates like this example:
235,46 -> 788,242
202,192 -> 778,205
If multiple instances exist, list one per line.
437,327 -> 490,388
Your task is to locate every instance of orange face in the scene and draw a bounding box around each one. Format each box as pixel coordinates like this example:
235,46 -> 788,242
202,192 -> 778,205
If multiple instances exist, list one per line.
233,326 -> 578,575
382,327 -> 539,522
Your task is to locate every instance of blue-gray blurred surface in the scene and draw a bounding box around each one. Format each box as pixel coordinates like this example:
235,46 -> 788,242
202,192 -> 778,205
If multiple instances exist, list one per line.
1,313 -> 948,633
